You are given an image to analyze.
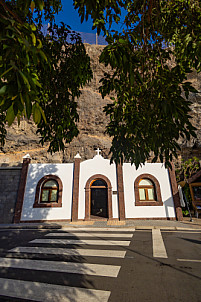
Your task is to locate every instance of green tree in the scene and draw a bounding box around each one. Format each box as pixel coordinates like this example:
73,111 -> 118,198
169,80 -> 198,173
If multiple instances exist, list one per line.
176,156 -> 200,182
176,156 -> 200,209
0,0 -> 92,151
74,0 -> 200,168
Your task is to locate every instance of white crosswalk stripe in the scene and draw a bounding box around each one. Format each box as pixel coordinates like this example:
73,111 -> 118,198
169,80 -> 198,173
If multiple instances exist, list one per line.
63,227 -> 135,232
152,229 -> 168,258
30,238 -> 131,245
10,246 -> 126,258
0,278 -> 111,302
0,228 -> 134,301
0,257 -> 121,277
177,259 -> 201,263
45,232 -> 133,238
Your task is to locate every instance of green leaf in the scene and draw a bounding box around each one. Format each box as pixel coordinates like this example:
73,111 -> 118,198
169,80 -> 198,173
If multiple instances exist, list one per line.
39,50 -> 48,61
18,93 -> 24,112
129,71 -> 135,86
30,24 -> 36,31
16,73 -> 22,91
0,66 -> 14,78
37,39 -> 42,49
24,94 -> 32,119
0,85 -> 7,95
119,39 -> 127,44
30,1 -> 35,13
17,114 -> 20,126
31,32 -> 36,46
38,0 -> 45,10
39,105 -> 46,123
32,103 -> 41,124
18,71 -> 31,90
6,105 -> 15,126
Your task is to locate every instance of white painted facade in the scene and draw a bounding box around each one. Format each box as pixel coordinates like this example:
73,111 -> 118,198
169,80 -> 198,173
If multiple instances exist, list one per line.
21,154 -> 176,221
78,155 -> 119,219
123,163 -> 175,219
22,163 -> 74,221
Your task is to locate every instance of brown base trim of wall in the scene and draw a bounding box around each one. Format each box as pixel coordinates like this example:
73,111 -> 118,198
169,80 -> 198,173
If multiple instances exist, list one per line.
20,219 -> 71,223
21,218 -> 120,223
125,217 -> 176,221
20,217 -> 176,223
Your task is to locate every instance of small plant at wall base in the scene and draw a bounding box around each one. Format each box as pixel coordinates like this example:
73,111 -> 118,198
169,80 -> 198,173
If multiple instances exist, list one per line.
182,208 -> 190,216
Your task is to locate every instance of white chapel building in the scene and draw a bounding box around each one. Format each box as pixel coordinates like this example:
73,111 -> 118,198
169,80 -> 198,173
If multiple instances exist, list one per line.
13,149 -> 183,223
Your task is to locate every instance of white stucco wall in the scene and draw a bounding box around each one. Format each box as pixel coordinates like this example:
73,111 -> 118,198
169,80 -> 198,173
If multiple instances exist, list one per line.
21,158 -> 176,221
123,163 -> 176,219
21,163 -> 74,221
78,155 -> 119,219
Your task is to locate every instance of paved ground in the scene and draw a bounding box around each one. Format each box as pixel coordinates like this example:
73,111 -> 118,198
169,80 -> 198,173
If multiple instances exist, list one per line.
0,226 -> 200,302
1,216 -> 201,230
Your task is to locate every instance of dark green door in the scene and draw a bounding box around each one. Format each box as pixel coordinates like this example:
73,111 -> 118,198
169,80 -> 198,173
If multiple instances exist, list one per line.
91,188 -> 108,217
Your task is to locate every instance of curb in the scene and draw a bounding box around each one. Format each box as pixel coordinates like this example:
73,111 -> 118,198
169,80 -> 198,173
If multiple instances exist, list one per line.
0,221 -> 201,230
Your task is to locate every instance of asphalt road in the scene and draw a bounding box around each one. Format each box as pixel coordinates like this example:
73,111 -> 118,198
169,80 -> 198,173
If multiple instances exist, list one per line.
0,228 -> 200,302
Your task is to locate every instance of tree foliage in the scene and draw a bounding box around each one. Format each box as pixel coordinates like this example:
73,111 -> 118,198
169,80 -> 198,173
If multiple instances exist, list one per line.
74,0 -> 200,168
0,0 -> 92,151
176,156 -> 200,182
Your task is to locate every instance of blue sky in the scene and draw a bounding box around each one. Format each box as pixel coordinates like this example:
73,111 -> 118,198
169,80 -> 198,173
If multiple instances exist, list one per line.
55,1 -> 95,34
52,1 -> 126,44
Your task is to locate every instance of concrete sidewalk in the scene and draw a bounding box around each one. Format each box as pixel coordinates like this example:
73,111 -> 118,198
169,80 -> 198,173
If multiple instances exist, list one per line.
0,217 -> 201,230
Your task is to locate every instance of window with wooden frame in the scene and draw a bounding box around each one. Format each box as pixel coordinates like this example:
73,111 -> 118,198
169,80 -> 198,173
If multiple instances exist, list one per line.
33,175 -> 63,208
90,179 -> 108,188
138,179 -> 155,201
134,174 -> 163,206
41,180 -> 59,203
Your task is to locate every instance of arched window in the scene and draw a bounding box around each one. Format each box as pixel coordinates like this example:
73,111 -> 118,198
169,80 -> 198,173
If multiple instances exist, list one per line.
91,179 -> 108,188
33,175 -> 63,208
138,179 -> 155,201
40,180 -> 59,203
134,174 -> 163,206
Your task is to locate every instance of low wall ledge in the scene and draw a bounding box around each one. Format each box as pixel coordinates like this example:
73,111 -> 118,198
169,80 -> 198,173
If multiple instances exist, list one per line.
0,167 -> 22,170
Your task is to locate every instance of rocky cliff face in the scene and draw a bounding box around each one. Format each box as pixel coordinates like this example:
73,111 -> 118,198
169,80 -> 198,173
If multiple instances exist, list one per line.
0,44 -> 201,165
177,71 -> 201,163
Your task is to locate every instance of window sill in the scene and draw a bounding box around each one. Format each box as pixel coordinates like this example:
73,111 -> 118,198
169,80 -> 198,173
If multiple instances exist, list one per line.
135,201 -> 163,206
33,203 -> 62,208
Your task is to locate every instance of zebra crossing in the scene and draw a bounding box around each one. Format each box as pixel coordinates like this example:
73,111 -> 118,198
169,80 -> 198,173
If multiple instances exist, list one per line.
0,228 -> 135,302
0,227 -> 200,302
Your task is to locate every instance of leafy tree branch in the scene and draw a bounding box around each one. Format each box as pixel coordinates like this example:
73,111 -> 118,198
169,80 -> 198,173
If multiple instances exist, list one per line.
0,0 -> 92,152
74,0 -> 200,168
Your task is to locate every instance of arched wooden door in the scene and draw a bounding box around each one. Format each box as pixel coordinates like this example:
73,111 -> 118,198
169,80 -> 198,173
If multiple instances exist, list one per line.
90,179 -> 108,218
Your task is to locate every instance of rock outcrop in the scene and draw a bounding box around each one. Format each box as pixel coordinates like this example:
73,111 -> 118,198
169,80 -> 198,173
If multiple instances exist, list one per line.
0,44 -> 201,165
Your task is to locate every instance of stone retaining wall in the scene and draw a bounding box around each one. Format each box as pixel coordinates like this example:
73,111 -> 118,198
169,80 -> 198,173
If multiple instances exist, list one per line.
0,167 -> 22,223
